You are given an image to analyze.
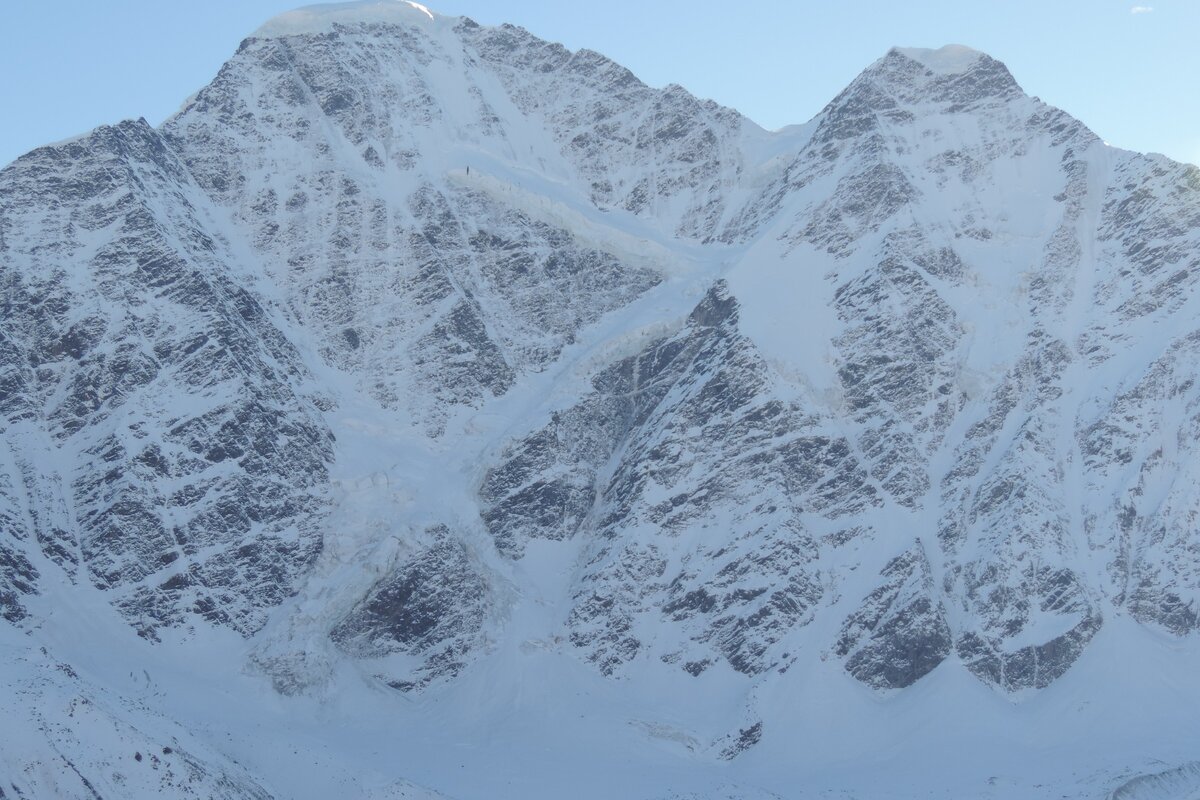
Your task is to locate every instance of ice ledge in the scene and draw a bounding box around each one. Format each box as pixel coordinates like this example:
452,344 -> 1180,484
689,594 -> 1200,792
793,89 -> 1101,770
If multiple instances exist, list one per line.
891,45 -> 986,75
254,0 -> 438,38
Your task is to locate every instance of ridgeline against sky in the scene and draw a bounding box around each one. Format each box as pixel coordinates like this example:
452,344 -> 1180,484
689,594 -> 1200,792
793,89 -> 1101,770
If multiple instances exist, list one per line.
0,0 -> 1197,168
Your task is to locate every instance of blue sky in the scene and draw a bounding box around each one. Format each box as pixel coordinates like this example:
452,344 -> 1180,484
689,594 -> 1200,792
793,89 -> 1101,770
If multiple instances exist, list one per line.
1,0 -> 1197,168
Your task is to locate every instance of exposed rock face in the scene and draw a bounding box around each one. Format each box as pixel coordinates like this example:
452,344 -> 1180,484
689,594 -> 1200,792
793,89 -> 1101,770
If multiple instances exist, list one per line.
331,525 -> 491,689
1,9 -> 1199,797
162,24 -> 665,436
457,21 -> 750,239
0,119 -> 334,639
836,542 -> 951,689
1082,332 -> 1200,636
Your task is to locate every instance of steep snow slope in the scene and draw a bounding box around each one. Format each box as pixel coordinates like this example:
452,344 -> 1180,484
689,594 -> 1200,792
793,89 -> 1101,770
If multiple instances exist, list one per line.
2,5 -> 1199,798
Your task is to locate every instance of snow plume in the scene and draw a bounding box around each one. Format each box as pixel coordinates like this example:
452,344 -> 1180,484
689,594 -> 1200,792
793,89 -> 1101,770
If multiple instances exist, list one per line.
405,1 -> 434,20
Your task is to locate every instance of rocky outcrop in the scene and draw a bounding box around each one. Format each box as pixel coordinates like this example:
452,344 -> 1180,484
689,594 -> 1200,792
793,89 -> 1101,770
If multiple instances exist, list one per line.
0,120 -> 334,639
836,543 -> 951,689
331,525 -> 491,689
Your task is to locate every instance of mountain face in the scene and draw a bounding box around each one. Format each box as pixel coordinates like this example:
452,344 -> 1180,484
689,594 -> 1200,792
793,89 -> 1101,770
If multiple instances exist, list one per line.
2,3 -> 1199,798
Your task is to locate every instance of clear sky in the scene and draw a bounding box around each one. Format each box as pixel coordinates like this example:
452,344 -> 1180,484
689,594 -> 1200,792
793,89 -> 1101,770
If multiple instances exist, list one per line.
1,0 -> 1197,168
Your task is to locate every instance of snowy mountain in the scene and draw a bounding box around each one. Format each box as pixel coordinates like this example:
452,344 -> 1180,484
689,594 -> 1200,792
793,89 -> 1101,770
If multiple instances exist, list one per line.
2,2 -> 1199,797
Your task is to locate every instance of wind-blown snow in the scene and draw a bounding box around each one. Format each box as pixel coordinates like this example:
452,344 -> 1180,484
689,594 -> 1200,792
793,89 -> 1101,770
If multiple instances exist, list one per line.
893,44 -> 986,74
254,0 -> 438,37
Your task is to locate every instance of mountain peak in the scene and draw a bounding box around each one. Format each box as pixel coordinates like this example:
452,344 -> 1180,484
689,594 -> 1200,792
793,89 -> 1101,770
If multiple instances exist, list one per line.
813,43 -> 1024,141
254,0 -> 438,38
890,44 -> 986,75
865,43 -> 1023,103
